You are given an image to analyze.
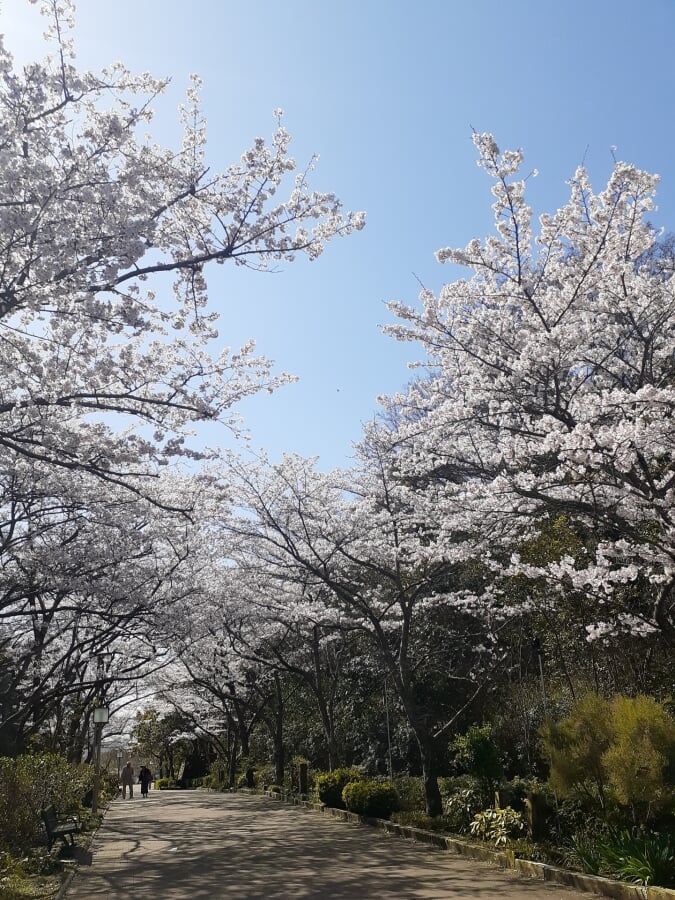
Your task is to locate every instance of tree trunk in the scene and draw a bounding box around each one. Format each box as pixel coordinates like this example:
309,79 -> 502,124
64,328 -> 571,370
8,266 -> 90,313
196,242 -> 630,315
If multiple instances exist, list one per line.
399,690 -> 443,816
228,733 -> 239,788
420,742 -> 443,817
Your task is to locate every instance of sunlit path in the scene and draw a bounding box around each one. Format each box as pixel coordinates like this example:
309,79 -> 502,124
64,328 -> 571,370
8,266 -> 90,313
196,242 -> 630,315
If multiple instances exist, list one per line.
65,791 -> 590,899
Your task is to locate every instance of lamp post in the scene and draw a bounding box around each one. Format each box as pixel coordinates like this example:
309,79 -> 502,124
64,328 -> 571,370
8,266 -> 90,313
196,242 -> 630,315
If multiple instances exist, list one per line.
383,675 -> 394,783
91,705 -> 109,816
90,650 -> 114,815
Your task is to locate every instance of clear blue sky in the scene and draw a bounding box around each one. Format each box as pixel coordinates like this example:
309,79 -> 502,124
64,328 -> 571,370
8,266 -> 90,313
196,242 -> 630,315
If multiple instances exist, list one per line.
3,0 -> 674,470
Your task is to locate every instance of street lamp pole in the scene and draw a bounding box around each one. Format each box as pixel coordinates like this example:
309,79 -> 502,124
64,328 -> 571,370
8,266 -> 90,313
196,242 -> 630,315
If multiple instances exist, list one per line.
383,675 -> 393,783
91,651 -> 113,816
91,706 -> 109,816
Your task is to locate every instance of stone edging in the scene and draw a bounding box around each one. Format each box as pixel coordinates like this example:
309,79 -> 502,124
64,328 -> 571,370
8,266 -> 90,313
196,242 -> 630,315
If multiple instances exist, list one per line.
54,804 -> 109,900
261,790 -> 675,900
55,862 -> 78,900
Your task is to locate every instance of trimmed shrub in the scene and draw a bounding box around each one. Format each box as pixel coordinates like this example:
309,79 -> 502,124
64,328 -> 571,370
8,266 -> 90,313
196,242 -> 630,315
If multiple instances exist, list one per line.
315,768 -> 361,809
342,780 -> 399,819
155,778 -> 176,790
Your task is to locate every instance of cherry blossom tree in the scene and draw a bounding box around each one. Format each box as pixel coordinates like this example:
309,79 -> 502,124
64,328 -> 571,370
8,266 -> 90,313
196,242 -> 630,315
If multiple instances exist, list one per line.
0,0 -> 364,494
385,133 -> 675,646
0,468 -> 206,753
221,451 -> 499,816
210,574 -> 355,773
0,0 -> 364,753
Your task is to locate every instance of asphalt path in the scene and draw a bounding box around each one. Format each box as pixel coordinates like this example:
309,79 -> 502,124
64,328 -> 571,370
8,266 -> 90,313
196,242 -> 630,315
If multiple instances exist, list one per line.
65,790 -> 592,899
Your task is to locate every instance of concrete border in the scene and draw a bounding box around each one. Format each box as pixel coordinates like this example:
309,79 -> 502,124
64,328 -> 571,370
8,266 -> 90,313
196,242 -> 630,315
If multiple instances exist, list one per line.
55,862 -> 78,900
261,790 -> 675,900
54,805 -> 108,900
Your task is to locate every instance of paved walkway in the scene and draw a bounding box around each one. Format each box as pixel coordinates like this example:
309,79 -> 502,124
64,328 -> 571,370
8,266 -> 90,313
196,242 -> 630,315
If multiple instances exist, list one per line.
65,791 -> 591,899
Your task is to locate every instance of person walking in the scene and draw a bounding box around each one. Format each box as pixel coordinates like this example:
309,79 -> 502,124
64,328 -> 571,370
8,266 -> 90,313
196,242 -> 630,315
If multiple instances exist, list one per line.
139,766 -> 153,798
121,761 -> 134,799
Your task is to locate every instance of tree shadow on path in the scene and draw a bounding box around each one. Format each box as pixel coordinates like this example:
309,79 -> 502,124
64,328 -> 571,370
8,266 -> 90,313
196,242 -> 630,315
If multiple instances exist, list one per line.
65,792 -> 588,899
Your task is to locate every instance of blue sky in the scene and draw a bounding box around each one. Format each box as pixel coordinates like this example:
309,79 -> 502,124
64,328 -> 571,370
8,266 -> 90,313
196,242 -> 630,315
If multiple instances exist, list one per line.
3,0 -> 675,470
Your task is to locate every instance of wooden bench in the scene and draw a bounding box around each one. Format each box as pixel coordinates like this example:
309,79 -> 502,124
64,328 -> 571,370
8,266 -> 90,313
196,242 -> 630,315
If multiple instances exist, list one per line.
41,804 -> 80,850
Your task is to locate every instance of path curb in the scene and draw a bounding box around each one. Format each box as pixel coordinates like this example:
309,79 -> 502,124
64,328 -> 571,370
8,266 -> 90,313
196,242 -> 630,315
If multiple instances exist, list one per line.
55,805 -> 108,900
260,790 -> 675,900
55,863 -> 78,900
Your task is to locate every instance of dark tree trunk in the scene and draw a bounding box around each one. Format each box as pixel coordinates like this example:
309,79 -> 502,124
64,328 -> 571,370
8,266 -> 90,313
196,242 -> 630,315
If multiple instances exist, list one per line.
272,674 -> 285,786
422,761 -> 443,818
399,690 -> 443,816
228,732 -> 239,788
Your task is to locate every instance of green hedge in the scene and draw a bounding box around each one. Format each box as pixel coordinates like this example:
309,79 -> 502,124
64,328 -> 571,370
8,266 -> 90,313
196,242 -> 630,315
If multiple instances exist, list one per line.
0,754 -> 92,852
155,778 -> 176,790
315,768 -> 361,809
342,780 -> 399,819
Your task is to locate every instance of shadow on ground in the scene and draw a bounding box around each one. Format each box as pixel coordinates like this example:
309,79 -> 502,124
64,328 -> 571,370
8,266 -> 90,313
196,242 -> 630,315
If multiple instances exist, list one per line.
65,792 -> 587,899
71,845 -> 92,867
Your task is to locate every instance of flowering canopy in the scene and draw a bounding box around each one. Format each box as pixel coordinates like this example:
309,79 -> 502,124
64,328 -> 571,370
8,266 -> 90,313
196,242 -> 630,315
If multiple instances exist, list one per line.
385,133 -> 675,642
0,0 -> 364,489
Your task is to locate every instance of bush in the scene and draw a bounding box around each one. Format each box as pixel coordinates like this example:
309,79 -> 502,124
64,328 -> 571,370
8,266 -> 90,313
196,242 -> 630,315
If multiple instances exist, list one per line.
542,693 -> 675,824
100,772 -> 120,803
0,850 -> 61,899
184,776 -> 206,788
470,806 -> 526,847
155,778 -> 176,790
603,695 -> 675,823
444,787 -> 483,833
342,780 -> 399,819
564,828 -> 675,887
541,693 -> 613,810
451,724 -> 503,801
208,759 -> 228,789
392,776 -> 425,812
563,832 -> 608,876
256,767 -> 277,791
497,777 -> 556,841
315,768 -> 361,809
0,754 -> 92,852
439,774 -> 481,797
597,829 -> 675,888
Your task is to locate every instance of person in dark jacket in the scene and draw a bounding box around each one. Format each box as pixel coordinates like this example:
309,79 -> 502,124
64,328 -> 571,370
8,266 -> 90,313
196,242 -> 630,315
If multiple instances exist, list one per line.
121,761 -> 134,799
138,765 -> 153,798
